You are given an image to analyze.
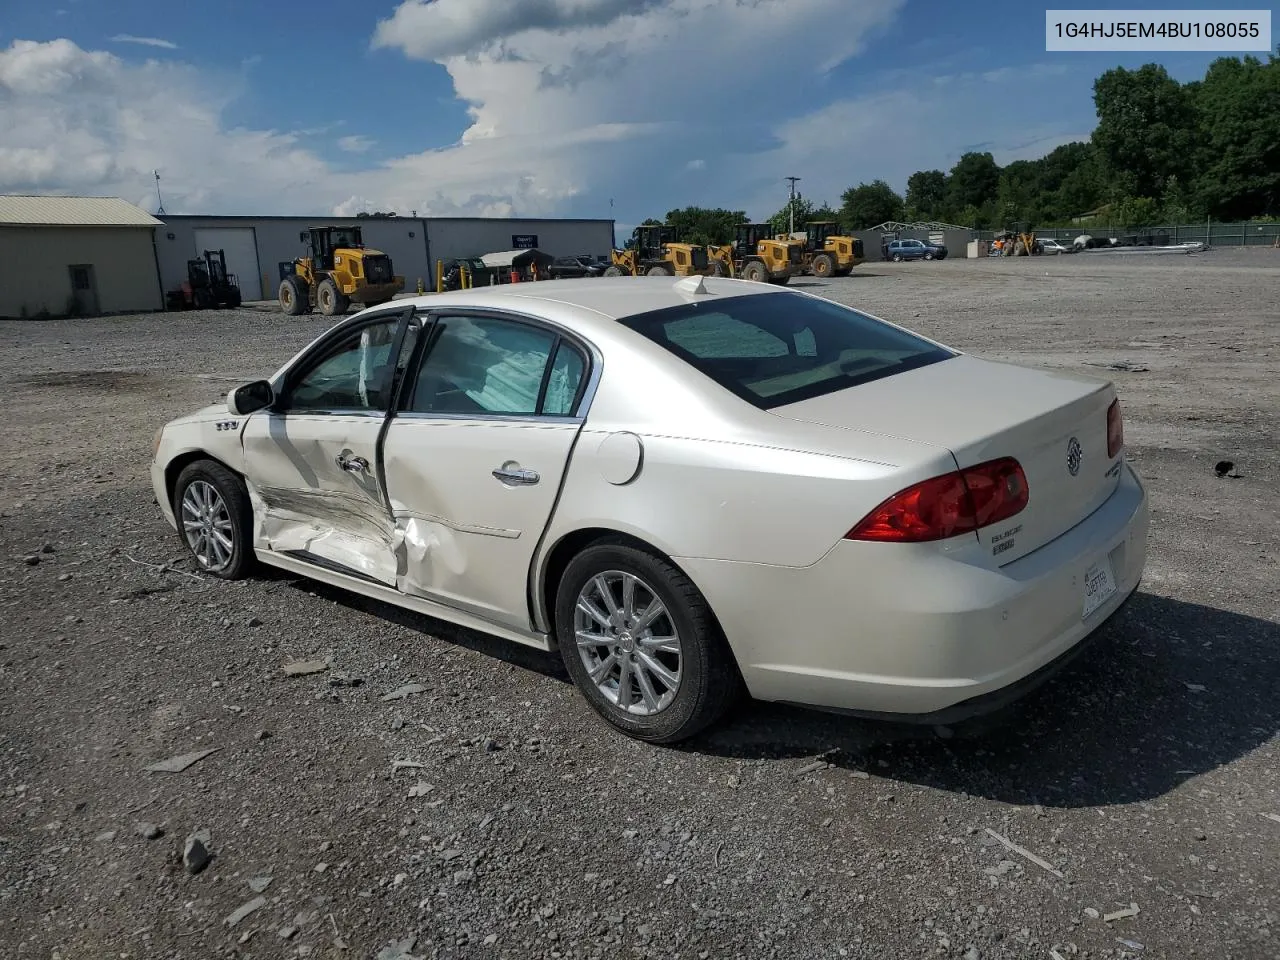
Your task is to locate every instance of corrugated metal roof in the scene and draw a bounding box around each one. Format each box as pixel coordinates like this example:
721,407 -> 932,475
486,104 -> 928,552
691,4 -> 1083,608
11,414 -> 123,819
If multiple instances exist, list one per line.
0,195 -> 162,227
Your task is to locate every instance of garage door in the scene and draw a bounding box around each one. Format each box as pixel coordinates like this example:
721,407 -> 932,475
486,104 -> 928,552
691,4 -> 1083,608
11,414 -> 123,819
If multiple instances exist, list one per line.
194,228 -> 261,300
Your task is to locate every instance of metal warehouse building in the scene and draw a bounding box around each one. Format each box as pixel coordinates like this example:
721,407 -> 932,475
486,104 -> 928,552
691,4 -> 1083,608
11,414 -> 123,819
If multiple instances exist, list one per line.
0,196 -> 164,319
156,215 -> 616,302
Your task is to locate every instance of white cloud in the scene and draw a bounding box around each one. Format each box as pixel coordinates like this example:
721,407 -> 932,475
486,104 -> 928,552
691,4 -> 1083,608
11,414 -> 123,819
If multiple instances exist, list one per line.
0,39 -> 329,214
337,135 -> 374,153
742,68 -> 1095,215
109,34 -> 178,50
0,11 -> 1097,226
371,0 -> 655,61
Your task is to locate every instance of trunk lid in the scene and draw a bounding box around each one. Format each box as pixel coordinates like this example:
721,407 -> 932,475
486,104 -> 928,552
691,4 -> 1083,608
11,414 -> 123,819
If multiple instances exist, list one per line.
771,354 -> 1121,564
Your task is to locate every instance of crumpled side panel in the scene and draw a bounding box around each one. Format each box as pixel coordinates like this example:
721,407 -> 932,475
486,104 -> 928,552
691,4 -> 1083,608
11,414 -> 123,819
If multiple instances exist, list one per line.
248,480 -> 399,585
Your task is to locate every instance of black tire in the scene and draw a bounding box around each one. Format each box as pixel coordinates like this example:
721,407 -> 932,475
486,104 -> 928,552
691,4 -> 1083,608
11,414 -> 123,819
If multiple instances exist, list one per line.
892,253 -> 904,262
172,460 -> 255,581
833,266 -> 853,277
768,273 -> 791,285
555,542 -> 742,743
279,277 -> 308,316
316,277 -> 347,316
602,263 -> 631,277
226,289 -> 242,309
646,263 -> 674,276
811,252 -> 835,278
193,288 -> 213,310
740,259 -> 769,282
923,251 -> 934,261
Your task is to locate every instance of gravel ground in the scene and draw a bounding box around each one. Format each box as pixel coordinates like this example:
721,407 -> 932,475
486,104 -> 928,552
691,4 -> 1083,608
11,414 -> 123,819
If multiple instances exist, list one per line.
1,248 -> 1277,960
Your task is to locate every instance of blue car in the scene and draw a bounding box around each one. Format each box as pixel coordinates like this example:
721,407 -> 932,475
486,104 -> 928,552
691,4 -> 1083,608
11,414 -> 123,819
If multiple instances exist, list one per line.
884,238 -> 947,262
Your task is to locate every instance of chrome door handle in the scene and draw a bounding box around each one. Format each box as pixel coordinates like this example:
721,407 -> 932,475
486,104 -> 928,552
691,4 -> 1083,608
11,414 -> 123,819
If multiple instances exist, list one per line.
335,453 -> 369,474
492,465 -> 540,486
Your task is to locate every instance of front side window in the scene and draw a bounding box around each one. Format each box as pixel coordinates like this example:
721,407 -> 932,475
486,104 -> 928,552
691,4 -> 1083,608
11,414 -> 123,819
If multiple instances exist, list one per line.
405,315 -> 586,416
619,293 -> 953,409
286,315 -> 406,413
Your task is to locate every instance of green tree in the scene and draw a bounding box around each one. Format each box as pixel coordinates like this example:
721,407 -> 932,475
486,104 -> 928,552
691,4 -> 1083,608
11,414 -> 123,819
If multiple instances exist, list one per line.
1092,63 -> 1197,200
767,197 -> 841,235
839,180 -> 904,228
1190,54 -> 1280,218
663,206 -> 747,245
1110,195 -> 1162,227
945,152 -> 1001,219
904,170 -> 947,221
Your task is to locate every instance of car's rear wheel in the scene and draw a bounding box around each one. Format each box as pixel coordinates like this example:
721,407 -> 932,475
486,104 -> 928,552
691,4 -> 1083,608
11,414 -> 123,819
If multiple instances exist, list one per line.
173,460 -> 254,580
555,542 -> 740,743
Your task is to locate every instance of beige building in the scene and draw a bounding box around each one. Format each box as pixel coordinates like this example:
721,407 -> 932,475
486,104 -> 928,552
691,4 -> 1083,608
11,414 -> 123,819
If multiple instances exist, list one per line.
0,196 -> 164,319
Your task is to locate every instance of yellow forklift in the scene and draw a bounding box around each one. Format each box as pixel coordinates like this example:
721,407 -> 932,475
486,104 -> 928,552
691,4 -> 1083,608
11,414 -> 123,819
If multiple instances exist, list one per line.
707,224 -> 802,284
279,225 -> 405,316
787,221 -> 865,277
603,225 -> 711,277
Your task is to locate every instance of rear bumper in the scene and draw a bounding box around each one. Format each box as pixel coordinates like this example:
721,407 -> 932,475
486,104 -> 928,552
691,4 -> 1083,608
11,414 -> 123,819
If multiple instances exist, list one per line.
677,461 -> 1150,718
786,582 -> 1139,726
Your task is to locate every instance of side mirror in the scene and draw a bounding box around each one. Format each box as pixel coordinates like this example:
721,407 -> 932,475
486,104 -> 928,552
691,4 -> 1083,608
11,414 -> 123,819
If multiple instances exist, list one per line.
228,380 -> 274,416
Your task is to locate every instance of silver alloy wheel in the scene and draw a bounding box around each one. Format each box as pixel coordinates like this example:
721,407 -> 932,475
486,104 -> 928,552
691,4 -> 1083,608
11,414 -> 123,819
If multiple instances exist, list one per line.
180,480 -> 235,572
574,570 -> 682,716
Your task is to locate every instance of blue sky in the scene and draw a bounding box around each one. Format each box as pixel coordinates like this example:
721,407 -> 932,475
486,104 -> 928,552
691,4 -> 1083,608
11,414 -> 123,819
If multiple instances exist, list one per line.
0,0 -> 1272,229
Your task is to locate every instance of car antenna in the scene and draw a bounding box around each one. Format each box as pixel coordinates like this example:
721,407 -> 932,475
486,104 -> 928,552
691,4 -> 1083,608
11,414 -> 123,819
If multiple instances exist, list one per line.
673,275 -> 709,295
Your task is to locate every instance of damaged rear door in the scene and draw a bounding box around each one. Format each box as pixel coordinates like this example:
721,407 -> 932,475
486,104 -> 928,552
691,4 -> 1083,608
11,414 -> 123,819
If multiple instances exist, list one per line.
381,310 -> 592,631
241,308 -> 419,585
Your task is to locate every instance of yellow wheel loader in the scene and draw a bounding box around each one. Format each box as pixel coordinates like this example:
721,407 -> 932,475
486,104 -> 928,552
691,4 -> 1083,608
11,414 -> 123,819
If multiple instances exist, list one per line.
707,224 -> 802,284
603,225 -> 711,277
783,221 -> 865,277
279,225 -> 405,317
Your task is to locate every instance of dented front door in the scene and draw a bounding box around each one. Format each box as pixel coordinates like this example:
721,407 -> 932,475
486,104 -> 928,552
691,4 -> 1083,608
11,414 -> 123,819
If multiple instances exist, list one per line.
241,310 -> 416,585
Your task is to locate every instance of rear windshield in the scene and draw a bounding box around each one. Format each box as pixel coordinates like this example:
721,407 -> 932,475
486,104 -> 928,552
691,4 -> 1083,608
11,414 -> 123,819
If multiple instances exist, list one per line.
618,293 -> 953,408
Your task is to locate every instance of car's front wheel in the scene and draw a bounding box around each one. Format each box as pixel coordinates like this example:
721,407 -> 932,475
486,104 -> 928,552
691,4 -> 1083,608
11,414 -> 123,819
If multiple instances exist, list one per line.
173,460 -> 254,580
555,542 -> 741,743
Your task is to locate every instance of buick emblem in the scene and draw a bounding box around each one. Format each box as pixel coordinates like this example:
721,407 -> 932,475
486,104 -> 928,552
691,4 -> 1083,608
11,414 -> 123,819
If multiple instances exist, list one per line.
1066,436 -> 1083,476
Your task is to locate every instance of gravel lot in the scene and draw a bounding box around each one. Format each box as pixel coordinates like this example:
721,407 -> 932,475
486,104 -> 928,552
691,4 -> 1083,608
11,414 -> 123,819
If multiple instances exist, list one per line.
2,249 -> 1277,960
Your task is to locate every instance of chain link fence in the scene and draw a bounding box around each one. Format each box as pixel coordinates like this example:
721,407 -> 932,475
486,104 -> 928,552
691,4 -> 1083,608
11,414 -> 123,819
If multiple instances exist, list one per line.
975,222 -> 1280,247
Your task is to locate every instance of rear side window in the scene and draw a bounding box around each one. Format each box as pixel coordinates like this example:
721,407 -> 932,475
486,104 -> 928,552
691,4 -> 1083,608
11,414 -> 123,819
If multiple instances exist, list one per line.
619,293 -> 953,408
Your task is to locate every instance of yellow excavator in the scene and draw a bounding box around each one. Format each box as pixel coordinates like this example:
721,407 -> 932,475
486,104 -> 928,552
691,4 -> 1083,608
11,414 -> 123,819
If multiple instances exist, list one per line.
279,225 -> 405,316
603,225 -> 711,277
707,223 -> 802,284
784,221 -> 865,277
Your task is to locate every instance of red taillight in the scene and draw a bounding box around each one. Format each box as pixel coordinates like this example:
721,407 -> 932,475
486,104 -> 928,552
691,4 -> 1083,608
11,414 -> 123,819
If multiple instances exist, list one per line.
845,458 -> 1029,543
1107,398 -> 1124,458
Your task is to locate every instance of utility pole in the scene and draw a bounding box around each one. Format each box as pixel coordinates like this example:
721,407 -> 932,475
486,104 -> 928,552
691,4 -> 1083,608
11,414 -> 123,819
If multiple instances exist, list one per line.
153,170 -> 165,215
785,176 -> 801,235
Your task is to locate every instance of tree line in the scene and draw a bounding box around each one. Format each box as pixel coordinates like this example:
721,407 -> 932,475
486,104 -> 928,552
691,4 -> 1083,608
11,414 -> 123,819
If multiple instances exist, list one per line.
638,53 -> 1278,240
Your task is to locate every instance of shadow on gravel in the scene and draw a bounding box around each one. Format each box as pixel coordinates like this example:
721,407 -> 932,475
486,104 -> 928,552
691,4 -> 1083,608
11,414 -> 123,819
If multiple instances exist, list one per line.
289,576 -> 569,682
285,576 -> 1277,808
689,592 -> 1280,808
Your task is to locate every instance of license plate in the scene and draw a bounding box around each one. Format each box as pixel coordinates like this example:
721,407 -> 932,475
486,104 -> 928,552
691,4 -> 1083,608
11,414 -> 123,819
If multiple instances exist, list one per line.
1082,557 -> 1118,620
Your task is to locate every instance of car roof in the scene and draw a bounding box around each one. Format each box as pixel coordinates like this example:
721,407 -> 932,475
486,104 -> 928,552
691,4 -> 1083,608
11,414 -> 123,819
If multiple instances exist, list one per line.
378,276 -> 788,330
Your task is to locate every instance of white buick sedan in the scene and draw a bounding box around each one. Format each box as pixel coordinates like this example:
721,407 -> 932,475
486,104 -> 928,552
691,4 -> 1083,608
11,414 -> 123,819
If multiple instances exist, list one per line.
151,276 -> 1149,743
